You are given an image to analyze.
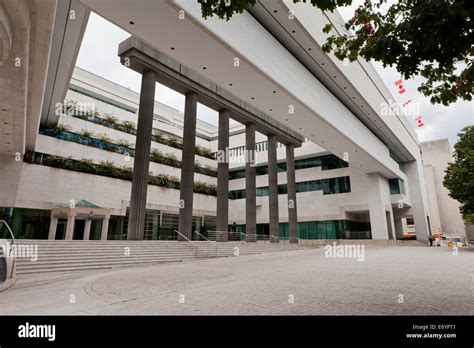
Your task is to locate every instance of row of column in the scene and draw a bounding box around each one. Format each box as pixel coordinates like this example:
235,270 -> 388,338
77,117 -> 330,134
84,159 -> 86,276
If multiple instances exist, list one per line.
127,70 -> 298,242
240,124 -> 298,243
48,214 -> 108,240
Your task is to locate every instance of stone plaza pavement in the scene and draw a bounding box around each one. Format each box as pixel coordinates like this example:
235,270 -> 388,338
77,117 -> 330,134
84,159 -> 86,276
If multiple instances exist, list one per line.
0,246 -> 472,315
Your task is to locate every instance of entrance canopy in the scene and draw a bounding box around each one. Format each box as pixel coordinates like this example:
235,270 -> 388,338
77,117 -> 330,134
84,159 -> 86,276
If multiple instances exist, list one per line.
51,200 -> 110,220
81,0 -> 406,179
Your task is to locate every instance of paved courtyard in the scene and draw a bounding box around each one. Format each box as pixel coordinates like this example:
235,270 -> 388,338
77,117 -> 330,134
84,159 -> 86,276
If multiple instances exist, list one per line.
0,246 -> 472,315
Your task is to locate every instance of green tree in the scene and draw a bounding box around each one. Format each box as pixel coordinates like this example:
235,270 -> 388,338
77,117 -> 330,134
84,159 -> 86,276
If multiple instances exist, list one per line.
198,0 -> 473,106
443,126 -> 474,225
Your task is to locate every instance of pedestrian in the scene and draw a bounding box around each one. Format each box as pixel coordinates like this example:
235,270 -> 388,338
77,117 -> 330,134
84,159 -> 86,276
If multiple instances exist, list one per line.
428,234 -> 434,247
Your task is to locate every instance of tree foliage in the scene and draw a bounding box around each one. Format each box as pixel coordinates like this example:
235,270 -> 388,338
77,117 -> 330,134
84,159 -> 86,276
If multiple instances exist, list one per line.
443,126 -> 474,225
198,0 -> 473,106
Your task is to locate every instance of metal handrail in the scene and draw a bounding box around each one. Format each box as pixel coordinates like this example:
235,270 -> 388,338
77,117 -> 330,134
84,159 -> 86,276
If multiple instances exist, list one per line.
193,231 -> 216,245
194,231 -> 218,257
0,220 -> 15,245
173,230 -> 198,256
173,230 -> 196,245
235,231 -> 247,239
245,233 -> 270,241
207,230 -> 247,242
0,220 -> 16,279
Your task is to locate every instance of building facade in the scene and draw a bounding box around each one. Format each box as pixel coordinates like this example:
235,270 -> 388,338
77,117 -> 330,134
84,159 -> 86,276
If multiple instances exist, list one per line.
0,67 -> 219,241
400,139 -> 466,238
1,0 -> 444,243
4,67 -> 464,242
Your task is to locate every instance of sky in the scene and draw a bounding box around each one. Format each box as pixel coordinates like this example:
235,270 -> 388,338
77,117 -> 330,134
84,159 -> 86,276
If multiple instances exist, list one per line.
76,6 -> 473,147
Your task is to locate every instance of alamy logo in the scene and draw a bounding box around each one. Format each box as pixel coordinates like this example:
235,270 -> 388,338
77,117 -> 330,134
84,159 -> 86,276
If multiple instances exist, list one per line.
0,241 -> 38,261
215,147 -> 257,166
18,322 -> 56,341
324,242 -> 365,262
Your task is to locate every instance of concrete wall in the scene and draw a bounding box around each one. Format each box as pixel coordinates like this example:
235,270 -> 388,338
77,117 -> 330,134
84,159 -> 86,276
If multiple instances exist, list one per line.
367,174 -> 395,240
225,134 -> 400,240
0,157 -> 216,217
36,135 -> 217,185
69,67 -> 216,145
228,157 -> 382,226
421,139 -> 466,237
423,165 -> 443,235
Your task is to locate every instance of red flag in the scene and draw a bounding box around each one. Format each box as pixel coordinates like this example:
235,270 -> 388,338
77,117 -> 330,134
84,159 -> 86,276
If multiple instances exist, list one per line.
394,80 -> 406,94
415,116 -> 424,128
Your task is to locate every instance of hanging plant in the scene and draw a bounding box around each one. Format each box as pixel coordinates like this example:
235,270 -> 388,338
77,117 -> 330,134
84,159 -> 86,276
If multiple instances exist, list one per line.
103,114 -> 119,125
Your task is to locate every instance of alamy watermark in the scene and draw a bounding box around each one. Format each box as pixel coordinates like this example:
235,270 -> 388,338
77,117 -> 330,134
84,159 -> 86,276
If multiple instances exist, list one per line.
324,242 -> 365,262
0,241 -> 38,262
18,322 -> 55,341
380,100 -> 420,118
215,147 -> 258,166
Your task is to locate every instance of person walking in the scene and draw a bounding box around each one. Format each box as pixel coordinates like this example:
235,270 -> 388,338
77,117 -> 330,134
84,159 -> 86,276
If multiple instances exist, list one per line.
428,234 -> 435,247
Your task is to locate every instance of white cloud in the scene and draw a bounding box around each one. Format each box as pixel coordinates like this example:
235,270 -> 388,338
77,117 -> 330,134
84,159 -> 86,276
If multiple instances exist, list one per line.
77,13 -> 219,125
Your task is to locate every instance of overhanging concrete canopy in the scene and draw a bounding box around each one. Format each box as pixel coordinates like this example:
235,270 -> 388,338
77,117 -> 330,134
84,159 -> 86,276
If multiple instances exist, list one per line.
250,0 -> 419,162
41,0 -> 90,127
80,0 -> 406,179
118,37 -> 304,147
0,0 -> 56,155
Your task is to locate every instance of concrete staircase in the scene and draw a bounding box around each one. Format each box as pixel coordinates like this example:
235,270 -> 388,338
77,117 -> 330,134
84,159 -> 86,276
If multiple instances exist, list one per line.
14,240 -> 313,274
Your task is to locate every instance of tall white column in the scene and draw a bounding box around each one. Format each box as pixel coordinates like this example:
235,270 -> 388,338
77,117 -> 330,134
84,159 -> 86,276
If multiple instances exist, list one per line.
178,91 -> 198,240
128,69 -> 157,240
286,144 -> 298,243
65,213 -> 76,240
83,219 -> 92,240
405,160 -> 432,243
268,134 -> 279,243
101,217 -> 109,241
48,217 -> 58,240
245,123 -> 257,242
216,109 -> 230,242
368,174 -> 395,240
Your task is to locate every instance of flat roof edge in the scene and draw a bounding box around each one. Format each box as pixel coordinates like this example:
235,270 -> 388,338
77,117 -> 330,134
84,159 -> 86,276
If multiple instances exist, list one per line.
118,36 -> 304,146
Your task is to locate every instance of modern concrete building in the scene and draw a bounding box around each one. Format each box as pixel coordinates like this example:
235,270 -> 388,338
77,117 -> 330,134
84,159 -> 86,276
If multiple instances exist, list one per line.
401,139 -> 466,238
1,0 -> 447,244
1,66 -> 221,240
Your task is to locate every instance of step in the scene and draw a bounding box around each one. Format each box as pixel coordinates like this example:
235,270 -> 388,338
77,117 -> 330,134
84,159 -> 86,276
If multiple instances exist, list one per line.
14,248 -> 226,254
14,254 -> 225,265
16,259 -> 184,274
18,249 -> 233,254
15,251 -> 235,265
17,258 -> 196,270
16,255 -> 200,270
10,239 -> 313,275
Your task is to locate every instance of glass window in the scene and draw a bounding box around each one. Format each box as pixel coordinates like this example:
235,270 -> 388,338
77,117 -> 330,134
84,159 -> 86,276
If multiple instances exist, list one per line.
229,170 -> 246,180
229,190 -> 246,199
298,221 -> 309,239
277,163 -> 287,172
389,178 -> 401,194
279,223 -> 289,239
399,179 -> 405,194
228,154 -> 349,180
277,184 -> 288,194
308,221 -> 318,239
